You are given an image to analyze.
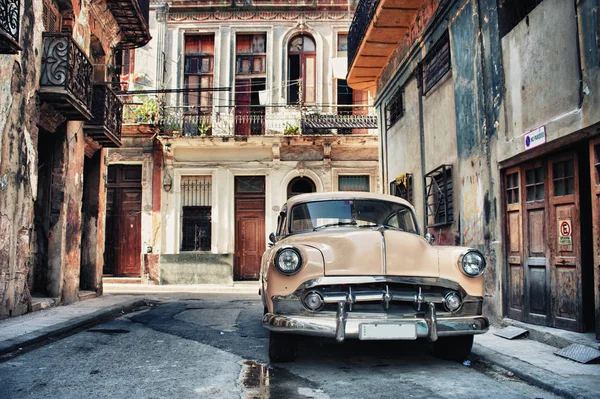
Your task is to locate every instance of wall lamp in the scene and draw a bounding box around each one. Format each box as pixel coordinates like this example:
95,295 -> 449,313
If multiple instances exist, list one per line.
163,172 -> 172,192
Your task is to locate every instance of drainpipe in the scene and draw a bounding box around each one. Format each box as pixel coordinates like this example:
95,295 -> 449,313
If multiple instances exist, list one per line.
417,70 -> 427,233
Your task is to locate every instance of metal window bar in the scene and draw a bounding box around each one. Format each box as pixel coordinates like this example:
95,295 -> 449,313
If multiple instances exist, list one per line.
339,175 -> 370,192
420,32 -> 451,95
385,87 -> 404,130
424,165 -> 453,228
181,206 -> 211,251
0,0 -> 21,54
181,176 -> 212,206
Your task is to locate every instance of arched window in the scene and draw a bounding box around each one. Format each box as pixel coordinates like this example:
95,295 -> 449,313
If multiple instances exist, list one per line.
288,34 -> 316,105
287,177 -> 316,199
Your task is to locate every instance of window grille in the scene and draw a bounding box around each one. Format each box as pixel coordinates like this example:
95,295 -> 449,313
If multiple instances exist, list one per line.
425,165 -> 454,227
339,175 -> 370,192
181,176 -> 212,251
390,174 -> 413,204
420,32 -> 451,95
385,87 -> 404,130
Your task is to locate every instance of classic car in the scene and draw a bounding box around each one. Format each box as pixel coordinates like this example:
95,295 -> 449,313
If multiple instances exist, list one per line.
260,191 -> 489,362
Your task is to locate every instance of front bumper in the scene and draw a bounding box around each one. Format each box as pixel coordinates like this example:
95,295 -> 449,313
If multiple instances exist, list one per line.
262,302 -> 489,342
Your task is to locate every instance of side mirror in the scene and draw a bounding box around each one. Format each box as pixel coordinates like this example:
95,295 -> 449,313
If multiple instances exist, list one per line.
269,232 -> 276,244
425,233 -> 435,245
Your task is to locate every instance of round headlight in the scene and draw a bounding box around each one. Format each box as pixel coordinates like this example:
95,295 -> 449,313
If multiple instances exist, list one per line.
460,250 -> 486,277
275,248 -> 302,275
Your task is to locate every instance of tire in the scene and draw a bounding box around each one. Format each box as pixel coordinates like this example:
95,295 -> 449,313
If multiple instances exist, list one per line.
431,335 -> 474,362
268,331 -> 297,363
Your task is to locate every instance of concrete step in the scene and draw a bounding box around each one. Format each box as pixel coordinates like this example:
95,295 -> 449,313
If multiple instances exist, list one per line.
78,290 -> 97,301
31,297 -> 57,312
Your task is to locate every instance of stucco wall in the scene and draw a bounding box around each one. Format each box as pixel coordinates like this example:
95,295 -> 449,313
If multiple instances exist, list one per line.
498,0 -> 582,162
0,0 -> 43,317
385,77 -> 424,230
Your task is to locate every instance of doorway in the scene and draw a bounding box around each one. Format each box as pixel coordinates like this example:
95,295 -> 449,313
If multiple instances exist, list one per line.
234,176 -> 265,280
503,146 -> 594,332
104,165 -> 142,277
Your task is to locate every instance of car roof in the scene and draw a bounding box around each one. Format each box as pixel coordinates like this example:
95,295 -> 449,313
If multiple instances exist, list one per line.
284,191 -> 414,210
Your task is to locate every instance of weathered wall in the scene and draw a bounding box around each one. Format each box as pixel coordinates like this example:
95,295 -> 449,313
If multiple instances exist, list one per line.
385,77 -> 424,230
160,254 -> 234,284
0,0 -> 42,317
497,0 -> 582,161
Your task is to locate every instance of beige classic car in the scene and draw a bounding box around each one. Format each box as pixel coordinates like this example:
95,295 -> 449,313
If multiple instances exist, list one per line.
260,192 -> 489,362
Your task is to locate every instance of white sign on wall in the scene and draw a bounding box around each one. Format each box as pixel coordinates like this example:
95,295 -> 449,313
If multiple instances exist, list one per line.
524,126 -> 546,151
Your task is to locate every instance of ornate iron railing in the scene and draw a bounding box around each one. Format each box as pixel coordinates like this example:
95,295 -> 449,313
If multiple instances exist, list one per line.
108,0 -> 151,49
85,85 -> 123,147
40,33 -> 94,118
348,0 -> 380,69
0,0 -> 21,54
302,112 -> 378,130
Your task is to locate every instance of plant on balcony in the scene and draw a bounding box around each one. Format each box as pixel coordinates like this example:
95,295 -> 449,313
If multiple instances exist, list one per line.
283,122 -> 299,135
132,97 -> 159,123
168,121 -> 181,137
194,119 -> 212,136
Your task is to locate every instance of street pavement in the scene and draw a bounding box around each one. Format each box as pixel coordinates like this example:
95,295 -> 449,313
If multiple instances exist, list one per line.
0,284 -> 598,398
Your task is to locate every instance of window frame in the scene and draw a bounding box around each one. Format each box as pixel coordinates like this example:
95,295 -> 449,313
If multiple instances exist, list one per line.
420,32 -> 451,96
424,165 -> 454,228
385,86 -> 404,130
390,173 -> 413,204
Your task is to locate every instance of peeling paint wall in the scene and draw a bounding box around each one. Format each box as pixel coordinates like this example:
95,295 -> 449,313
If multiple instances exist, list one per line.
0,0 -> 43,317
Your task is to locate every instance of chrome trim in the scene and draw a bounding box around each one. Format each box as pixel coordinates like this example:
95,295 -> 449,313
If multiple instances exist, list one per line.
336,301 -> 347,342
298,276 -> 466,295
427,302 -> 438,342
457,249 -> 487,278
377,226 -> 387,274
443,291 -> 463,313
262,312 -> 489,340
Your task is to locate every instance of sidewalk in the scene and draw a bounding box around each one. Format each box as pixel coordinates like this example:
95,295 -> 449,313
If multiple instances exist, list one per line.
1,286 -> 599,399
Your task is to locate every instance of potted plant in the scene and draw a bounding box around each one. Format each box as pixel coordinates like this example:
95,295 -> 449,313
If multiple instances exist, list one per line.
195,119 -> 212,136
283,122 -> 299,135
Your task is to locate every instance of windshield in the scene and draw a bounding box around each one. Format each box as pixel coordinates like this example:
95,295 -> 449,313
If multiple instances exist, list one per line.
289,199 -> 418,234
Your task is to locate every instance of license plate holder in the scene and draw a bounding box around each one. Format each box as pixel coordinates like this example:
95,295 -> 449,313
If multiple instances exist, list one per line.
358,323 -> 417,340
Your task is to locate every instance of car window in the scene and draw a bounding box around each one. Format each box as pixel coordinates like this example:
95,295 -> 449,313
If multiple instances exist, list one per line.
289,199 -> 418,234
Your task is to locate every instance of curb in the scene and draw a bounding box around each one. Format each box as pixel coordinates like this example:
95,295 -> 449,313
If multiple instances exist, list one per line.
0,299 -> 148,357
471,344 -> 592,399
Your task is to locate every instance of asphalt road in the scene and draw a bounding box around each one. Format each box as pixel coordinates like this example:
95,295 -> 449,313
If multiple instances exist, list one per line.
0,294 -> 563,399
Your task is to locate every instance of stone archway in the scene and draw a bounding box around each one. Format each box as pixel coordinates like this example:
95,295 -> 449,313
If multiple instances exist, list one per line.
287,176 -> 316,199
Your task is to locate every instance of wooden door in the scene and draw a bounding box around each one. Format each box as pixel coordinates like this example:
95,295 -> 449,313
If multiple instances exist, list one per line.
118,188 -> 142,276
505,168 -> 524,320
521,161 -> 550,325
590,138 -> 600,339
548,152 -> 583,331
104,165 -> 142,277
234,177 -> 265,280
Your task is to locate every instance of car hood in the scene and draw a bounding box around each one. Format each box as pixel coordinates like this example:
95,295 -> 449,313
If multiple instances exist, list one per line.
287,228 -> 439,277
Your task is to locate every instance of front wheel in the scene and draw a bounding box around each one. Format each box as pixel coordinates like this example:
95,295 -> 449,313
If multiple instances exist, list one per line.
269,331 -> 297,362
431,335 -> 474,362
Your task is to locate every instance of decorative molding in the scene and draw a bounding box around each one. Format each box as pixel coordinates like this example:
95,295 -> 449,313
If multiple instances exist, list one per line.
168,11 -> 349,23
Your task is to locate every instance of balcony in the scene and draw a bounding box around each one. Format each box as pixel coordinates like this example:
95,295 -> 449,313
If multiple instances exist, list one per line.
347,0 -> 423,92
85,85 -> 123,147
107,0 -> 151,49
39,33 -> 93,120
0,0 -> 21,54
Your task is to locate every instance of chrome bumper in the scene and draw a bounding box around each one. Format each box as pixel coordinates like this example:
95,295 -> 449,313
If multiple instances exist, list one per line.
262,302 -> 489,342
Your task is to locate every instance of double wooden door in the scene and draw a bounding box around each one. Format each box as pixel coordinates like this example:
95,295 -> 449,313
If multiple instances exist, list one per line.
505,151 -> 583,331
105,165 -> 142,277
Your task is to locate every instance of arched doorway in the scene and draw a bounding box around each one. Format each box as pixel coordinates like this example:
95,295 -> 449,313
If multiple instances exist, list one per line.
288,34 -> 316,104
287,176 -> 316,199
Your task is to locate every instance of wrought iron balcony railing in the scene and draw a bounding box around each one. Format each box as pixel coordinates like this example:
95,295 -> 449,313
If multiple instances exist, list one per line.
39,33 -> 93,120
85,85 -> 123,147
0,0 -> 21,54
123,103 -> 377,137
108,0 -> 151,49
348,0 -> 380,70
